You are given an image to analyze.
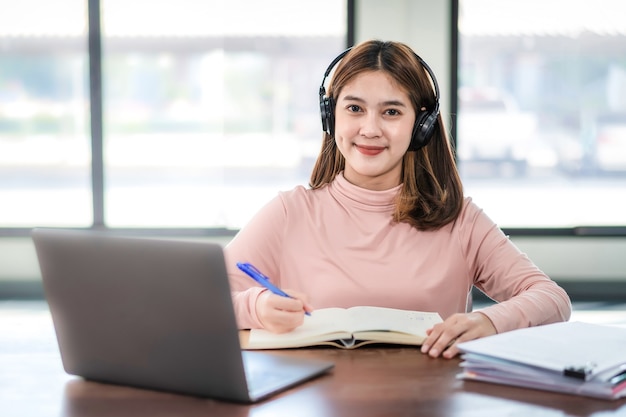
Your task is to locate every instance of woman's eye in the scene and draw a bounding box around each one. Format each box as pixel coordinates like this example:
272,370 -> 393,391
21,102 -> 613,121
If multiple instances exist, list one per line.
347,104 -> 361,112
385,109 -> 400,116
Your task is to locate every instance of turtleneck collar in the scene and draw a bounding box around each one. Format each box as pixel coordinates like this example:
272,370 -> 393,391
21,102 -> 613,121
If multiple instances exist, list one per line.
329,172 -> 401,211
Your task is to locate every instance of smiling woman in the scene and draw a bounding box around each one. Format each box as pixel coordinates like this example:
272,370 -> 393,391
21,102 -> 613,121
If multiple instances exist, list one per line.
224,39 -> 571,360
333,71 -> 416,190
312,41 -> 461,230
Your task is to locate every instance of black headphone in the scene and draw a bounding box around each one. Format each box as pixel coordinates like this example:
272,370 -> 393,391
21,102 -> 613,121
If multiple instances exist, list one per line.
319,47 -> 440,151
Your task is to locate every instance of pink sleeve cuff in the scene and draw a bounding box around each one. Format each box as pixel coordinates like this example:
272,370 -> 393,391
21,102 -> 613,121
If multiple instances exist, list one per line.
232,286 -> 267,329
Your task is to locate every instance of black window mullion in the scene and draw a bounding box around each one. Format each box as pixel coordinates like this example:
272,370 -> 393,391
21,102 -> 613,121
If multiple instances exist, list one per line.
88,0 -> 105,228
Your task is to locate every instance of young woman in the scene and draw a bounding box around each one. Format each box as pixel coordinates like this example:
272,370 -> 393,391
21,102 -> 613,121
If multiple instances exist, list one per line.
224,39 -> 571,359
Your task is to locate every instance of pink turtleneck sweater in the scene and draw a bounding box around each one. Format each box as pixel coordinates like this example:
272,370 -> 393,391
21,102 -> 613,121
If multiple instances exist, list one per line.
224,172 -> 571,333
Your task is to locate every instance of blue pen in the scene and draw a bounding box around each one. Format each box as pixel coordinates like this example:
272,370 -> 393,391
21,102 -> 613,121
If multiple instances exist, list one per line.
236,262 -> 311,316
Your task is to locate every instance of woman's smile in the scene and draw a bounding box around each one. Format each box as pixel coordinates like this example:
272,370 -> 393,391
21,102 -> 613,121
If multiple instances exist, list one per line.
355,144 -> 386,156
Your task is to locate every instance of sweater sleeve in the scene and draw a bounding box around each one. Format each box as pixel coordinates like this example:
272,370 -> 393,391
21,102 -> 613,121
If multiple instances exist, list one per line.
223,192 -> 290,329
458,199 -> 572,333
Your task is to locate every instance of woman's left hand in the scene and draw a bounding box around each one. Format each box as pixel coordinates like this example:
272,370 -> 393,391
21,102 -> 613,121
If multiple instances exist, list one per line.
420,312 -> 496,359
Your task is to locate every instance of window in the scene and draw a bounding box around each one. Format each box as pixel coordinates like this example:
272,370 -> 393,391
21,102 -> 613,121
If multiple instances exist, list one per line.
101,0 -> 346,228
457,0 -> 626,228
0,0 -> 347,230
0,0 -> 91,227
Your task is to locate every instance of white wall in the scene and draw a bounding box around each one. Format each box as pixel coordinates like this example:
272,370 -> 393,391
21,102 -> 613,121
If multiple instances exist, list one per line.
3,234 -> 625,285
355,0 -> 451,121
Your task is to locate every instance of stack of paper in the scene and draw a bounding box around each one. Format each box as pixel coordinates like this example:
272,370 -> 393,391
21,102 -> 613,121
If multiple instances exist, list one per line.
457,321 -> 626,400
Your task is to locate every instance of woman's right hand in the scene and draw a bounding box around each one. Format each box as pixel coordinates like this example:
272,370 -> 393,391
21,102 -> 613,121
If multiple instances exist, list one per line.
255,289 -> 312,333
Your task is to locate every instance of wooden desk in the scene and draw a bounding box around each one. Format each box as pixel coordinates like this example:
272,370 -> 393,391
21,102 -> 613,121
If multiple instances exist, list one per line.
2,302 -> 626,417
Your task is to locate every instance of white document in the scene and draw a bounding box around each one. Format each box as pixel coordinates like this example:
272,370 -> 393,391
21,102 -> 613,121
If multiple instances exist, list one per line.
457,321 -> 626,399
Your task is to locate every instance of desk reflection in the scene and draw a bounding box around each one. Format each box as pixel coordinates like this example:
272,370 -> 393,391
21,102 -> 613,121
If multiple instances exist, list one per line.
61,377 -> 337,417
62,379 -> 250,417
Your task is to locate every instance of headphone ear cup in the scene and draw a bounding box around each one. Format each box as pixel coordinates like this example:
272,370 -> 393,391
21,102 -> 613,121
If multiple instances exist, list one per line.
320,95 -> 335,137
409,109 -> 438,150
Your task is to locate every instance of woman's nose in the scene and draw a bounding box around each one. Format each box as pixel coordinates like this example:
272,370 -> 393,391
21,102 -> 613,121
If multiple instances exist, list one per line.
359,113 -> 383,138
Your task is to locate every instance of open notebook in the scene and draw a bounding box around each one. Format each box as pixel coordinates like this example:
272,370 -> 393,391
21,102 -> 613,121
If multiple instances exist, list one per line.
32,228 -> 334,403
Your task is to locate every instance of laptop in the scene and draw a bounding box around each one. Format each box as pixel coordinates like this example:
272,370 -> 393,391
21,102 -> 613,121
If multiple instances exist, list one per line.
31,228 -> 334,403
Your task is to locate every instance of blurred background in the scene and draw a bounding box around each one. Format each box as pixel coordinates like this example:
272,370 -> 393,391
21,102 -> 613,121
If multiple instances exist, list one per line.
1,0 -> 625,298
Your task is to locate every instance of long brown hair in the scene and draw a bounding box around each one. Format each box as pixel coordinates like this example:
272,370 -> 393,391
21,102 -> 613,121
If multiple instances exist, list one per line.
310,40 -> 463,231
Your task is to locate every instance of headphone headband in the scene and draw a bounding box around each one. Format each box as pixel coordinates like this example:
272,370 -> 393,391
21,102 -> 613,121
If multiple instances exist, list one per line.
319,46 -> 440,151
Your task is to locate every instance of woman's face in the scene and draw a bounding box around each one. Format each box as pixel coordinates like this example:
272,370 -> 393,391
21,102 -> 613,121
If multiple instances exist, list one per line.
334,70 -> 416,191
